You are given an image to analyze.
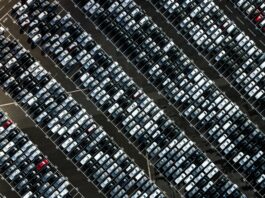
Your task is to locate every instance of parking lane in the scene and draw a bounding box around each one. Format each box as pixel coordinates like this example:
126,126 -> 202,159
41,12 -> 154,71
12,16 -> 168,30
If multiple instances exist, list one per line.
5,1 -> 180,196
0,107 -> 84,197
20,0 -> 256,196
0,94 -> 102,198
0,11 -> 104,198
0,20 -> 166,197
6,6 -> 177,197
2,13 -> 154,181
70,1 -> 264,195
2,0 -> 265,197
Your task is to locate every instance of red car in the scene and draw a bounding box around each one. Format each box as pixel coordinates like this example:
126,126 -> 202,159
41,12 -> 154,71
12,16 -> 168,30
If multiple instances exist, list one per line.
36,159 -> 49,171
254,14 -> 264,23
2,119 -> 13,129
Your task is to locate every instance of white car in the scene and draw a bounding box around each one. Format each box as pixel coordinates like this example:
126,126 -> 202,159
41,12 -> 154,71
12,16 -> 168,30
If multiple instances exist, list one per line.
76,31 -> 89,43
60,13 -> 71,25
233,152 -> 244,163
215,35 -> 225,44
203,2 -> 214,12
257,174 -> 265,184
174,173 -> 186,184
87,124 -> 97,133
196,34 -> 207,45
76,49 -> 88,61
51,124 -> 62,134
210,28 -> 222,40
248,86 -> 259,97
238,36 -> 249,47
247,46 -> 257,56
61,55 -> 72,66
254,90 -> 264,99
163,0 -> 174,10
190,7 -> 201,18
90,86 -> 101,98
21,19 -> 30,28
207,167 -> 219,179
3,141 -> 15,153
224,143 -> 235,155
193,29 -> 204,41
237,0 -> 246,7
50,15 -> 61,26
180,17 -> 191,28
189,25 -> 200,36
83,0 -> 96,11
239,155 -> 250,167
127,102 -> 138,113
57,126 -> 67,136
12,2 -> 22,12
0,26 -> 5,35
227,184 -> 238,195
28,27 -> 39,38
47,117 -> 59,129
80,54 -> 92,65
22,191 -> 33,198
88,3 -> 101,14
59,32 -> 70,43
54,47 -> 64,56
67,124 -> 78,135
16,4 -> 28,16
82,76 -> 96,88
32,34 -> 42,43
61,137 -> 74,150
169,2 -> 179,13
243,40 -> 255,51
80,153 -> 92,165
219,139 -> 231,150
49,41 -> 60,53
66,141 -> 77,153
57,51 -> 68,62
214,50 -> 226,62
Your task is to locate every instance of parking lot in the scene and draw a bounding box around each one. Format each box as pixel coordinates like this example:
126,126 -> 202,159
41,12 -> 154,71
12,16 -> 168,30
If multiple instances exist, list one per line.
0,1 -> 175,197
0,0 -> 265,197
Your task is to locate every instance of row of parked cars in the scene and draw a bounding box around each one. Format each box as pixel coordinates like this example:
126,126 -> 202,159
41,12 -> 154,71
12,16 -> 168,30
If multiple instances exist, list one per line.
0,109 -> 81,198
72,0 -> 265,194
231,0 -> 265,33
11,0 -> 250,197
0,26 -> 165,198
151,0 -> 265,117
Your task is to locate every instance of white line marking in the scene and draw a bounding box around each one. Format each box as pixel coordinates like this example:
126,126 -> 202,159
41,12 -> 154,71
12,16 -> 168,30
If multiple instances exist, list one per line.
259,40 -> 265,47
225,5 -> 233,13
236,16 -> 244,25
0,12 -> 9,22
67,89 -> 82,94
0,102 -> 15,107
248,28 -> 256,37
